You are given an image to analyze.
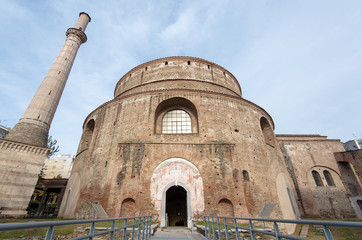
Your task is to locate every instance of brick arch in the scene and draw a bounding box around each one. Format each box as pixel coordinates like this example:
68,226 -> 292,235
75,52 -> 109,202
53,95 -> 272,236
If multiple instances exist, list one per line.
120,198 -> 136,217
217,198 -> 234,217
307,166 -> 342,188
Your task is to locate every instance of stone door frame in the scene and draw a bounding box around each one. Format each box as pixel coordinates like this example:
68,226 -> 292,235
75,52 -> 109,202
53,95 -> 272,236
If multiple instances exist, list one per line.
161,181 -> 192,228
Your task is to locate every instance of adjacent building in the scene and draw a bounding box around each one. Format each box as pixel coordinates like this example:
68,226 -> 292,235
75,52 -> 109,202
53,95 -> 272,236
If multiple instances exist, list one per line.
0,125 -> 10,139
43,154 -> 74,179
344,139 -> 362,151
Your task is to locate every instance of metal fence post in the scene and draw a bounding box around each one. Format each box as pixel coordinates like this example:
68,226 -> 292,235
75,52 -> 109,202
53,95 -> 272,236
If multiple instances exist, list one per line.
148,216 -> 152,239
122,219 -> 128,240
89,222 -> 95,240
131,217 -> 136,240
137,217 -> 142,240
145,216 -> 149,239
208,216 -> 212,240
217,217 -> 221,240
142,217 -> 146,240
45,225 -> 54,240
233,218 -> 240,240
248,220 -> 256,240
145,216 -> 150,240
191,219 -> 194,235
273,222 -> 281,240
204,216 -> 208,239
224,218 -> 229,240
322,225 -> 334,240
211,215 -> 216,240
110,220 -> 116,240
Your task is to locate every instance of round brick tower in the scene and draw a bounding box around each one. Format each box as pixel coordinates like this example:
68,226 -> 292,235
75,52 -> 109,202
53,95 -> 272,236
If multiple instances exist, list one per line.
59,57 -> 299,231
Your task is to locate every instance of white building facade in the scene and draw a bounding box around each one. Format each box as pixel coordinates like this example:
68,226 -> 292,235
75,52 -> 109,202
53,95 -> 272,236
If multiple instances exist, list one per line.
43,154 -> 74,179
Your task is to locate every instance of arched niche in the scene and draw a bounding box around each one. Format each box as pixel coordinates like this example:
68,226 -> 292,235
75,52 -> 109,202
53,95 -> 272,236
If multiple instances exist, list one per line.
260,117 -> 276,147
276,173 -> 299,234
217,198 -> 234,217
150,158 -> 204,228
154,97 -> 199,134
79,119 -> 95,152
58,172 -> 80,218
120,198 -> 136,217
242,170 -> 250,181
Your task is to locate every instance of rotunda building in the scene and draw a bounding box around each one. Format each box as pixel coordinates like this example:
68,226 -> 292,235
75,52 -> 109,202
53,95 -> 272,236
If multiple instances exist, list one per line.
59,57 -> 299,229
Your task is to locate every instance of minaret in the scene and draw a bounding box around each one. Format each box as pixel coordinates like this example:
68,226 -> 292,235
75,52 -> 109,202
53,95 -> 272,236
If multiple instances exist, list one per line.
6,12 -> 91,147
0,13 -> 90,217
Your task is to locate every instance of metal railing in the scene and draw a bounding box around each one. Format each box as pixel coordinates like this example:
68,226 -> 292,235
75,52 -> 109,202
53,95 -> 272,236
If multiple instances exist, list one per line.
0,215 -> 152,240
203,216 -> 362,240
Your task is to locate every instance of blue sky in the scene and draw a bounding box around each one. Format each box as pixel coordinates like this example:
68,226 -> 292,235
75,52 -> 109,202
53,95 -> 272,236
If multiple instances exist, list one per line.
1,0 -> 361,154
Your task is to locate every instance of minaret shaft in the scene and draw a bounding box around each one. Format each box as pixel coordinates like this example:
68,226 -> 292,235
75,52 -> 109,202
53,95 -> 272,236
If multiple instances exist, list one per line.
0,12 -> 91,218
6,13 -> 91,147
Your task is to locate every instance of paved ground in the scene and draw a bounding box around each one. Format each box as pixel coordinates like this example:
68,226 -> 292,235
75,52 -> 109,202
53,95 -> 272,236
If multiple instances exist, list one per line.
151,227 -> 206,240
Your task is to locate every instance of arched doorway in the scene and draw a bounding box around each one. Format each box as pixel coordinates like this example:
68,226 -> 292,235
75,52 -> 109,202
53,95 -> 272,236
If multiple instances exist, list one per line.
166,186 -> 187,226
150,158 -> 204,228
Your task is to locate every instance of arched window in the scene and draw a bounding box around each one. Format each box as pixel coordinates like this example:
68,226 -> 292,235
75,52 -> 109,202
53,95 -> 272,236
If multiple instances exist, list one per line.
312,170 -> 323,186
323,170 -> 335,186
162,110 -> 192,134
242,170 -> 250,181
155,97 -> 198,134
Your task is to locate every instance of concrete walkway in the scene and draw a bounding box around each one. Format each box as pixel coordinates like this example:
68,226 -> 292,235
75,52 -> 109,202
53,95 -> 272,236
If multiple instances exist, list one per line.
151,227 -> 206,240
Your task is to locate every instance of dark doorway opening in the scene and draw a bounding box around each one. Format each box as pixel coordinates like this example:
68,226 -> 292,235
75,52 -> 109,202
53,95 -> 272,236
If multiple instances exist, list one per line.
166,186 -> 187,226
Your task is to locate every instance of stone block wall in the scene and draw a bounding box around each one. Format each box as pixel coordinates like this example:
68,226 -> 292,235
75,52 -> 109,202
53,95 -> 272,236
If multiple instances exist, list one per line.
0,139 -> 48,216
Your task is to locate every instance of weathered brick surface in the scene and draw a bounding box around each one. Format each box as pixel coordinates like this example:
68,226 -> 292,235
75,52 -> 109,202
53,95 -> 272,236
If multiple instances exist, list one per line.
334,149 -> 362,197
59,57 -> 298,232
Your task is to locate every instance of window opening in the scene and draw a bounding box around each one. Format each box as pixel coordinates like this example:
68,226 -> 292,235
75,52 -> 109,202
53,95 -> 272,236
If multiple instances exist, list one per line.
162,110 -> 192,134
242,170 -> 249,181
323,170 -> 335,186
312,170 -> 323,186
